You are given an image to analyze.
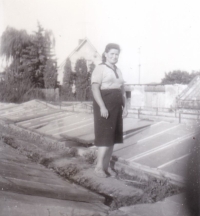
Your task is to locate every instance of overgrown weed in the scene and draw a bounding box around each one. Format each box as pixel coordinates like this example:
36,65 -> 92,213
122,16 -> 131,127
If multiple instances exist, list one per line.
117,169 -> 182,204
83,149 -> 97,164
0,122 -> 64,152
56,164 -> 80,179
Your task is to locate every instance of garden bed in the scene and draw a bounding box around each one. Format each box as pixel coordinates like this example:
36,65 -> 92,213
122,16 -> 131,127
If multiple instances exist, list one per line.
0,120 -> 183,211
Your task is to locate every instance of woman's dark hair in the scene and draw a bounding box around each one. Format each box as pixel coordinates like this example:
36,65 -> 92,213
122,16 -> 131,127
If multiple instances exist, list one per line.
102,43 -> 121,63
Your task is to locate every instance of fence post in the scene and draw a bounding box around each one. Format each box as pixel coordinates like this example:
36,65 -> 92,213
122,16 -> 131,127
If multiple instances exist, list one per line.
156,108 -> 158,116
59,86 -> 61,110
138,108 -> 140,119
179,112 -> 181,123
45,88 -> 47,107
59,91 -> 61,110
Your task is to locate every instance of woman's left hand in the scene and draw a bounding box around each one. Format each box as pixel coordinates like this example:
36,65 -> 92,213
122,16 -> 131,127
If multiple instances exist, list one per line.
122,107 -> 128,118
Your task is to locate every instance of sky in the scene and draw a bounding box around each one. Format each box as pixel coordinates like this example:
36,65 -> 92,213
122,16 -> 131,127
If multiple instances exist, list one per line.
1,0 -> 200,84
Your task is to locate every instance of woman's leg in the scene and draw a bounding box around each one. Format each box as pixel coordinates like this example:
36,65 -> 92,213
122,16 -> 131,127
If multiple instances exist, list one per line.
95,146 -> 114,172
96,146 -> 109,170
103,145 -> 114,172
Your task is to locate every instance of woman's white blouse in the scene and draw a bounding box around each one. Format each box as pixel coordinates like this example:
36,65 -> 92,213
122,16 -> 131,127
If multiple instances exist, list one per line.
91,64 -> 125,90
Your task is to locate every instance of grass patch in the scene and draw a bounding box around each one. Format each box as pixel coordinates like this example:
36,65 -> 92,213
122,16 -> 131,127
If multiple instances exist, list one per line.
117,169 -> 182,203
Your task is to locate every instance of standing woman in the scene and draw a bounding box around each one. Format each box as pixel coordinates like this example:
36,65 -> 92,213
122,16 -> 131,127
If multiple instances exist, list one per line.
91,43 -> 127,177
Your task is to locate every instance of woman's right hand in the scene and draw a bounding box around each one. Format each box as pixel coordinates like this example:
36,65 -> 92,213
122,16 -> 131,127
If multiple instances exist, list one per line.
100,106 -> 109,119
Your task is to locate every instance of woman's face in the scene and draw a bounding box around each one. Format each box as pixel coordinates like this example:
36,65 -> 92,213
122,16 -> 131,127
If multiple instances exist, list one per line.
105,49 -> 120,64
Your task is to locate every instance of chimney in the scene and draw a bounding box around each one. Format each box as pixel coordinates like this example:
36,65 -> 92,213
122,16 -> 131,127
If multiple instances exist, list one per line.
78,39 -> 84,45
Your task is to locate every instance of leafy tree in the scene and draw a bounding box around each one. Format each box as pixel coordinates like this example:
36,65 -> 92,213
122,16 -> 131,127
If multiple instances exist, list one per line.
62,58 -> 74,100
0,27 -> 30,62
0,27 -> 32,83
0,23 -> 58,102
43,29 -> 57,88
20,36 -> 44,87
75,58 -> 88,101
29,22 -> 47,87
0,64 -> 35,102
88,62 -> 95,74
43,59 -> 57,88
63,58 -> 72,86
0,23 -> 57,89
86,62 -> 96,100
28,22 -> 57,88
0,27 -> 34,101
62,59 -> 96,101
161,70 -> 193,84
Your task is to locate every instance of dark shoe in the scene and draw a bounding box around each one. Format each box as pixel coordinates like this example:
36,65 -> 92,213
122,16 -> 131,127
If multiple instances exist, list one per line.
105,169 -> 117,178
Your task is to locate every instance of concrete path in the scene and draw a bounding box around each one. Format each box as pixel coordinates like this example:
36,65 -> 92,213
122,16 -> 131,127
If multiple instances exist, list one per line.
0,141 -> 108,216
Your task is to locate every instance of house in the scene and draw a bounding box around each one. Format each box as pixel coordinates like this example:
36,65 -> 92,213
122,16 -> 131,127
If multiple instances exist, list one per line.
125,84 -> 187,109
58,38 -> 102,84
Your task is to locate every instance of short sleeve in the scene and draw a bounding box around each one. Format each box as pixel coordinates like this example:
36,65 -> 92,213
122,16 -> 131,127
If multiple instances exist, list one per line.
91,65 -> 103,85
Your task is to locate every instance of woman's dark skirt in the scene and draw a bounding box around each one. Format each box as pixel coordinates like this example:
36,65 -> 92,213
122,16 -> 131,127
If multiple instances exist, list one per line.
93,89 -> 123,147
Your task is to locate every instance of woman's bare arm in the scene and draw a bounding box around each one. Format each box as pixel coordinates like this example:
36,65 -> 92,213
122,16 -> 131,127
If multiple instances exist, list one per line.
92,83 -> 109,119
121,85 -> 128,117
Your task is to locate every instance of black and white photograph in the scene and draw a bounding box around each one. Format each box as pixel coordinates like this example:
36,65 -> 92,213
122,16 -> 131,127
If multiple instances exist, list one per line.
0,0 -> 200,215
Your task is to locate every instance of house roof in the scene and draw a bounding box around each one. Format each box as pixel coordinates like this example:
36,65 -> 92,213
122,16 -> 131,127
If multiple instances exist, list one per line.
177,75 -> 200,101
68,37 -> 101,59
58,37 -> 101,70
